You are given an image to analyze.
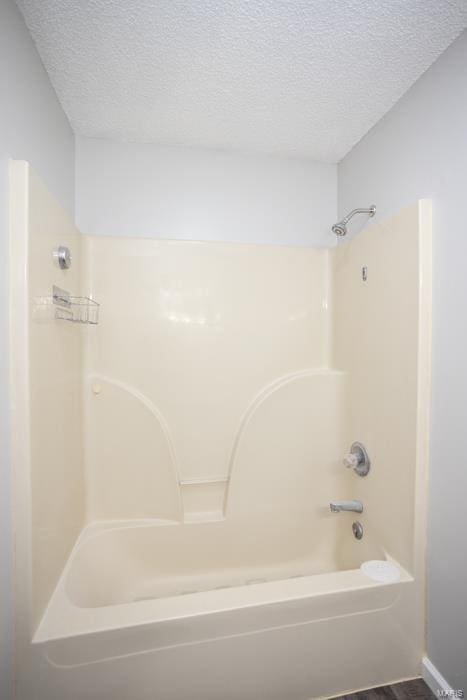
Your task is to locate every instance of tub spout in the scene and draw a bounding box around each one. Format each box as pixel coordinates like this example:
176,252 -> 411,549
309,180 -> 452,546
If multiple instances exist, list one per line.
330,500 -> 363,514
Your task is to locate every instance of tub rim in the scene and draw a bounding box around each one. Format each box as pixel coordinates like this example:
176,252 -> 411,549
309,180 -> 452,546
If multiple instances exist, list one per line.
33,520 -> 412,645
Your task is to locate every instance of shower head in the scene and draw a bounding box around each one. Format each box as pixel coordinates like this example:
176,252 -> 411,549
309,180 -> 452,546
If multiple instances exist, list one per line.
331,222 -> 347,237
331,205 -> 376,237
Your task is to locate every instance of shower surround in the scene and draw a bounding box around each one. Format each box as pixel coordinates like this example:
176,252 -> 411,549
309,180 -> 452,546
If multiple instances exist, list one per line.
10,161 -> 431,700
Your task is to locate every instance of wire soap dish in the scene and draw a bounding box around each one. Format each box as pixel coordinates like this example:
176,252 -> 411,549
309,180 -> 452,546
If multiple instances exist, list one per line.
53,285 -> 100,325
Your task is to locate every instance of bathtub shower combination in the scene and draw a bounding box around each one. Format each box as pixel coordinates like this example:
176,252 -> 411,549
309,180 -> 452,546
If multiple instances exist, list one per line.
10,161 -> 431,700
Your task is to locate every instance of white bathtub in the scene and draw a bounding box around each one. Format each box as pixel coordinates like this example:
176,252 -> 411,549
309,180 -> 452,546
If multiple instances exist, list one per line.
31,519 -> 423,700
35,518 -> 407,637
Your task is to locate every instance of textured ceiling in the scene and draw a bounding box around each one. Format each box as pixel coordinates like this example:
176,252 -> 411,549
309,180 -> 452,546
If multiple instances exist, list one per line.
15,0 -> 467,162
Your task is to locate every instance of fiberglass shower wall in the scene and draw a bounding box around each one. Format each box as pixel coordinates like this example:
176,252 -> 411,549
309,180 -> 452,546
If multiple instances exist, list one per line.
81,236 -> 344,524
10,161 -> 86,630
331,202 -> 431,576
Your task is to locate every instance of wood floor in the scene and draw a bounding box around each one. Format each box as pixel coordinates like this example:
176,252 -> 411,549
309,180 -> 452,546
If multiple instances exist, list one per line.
336,679 -> 435,700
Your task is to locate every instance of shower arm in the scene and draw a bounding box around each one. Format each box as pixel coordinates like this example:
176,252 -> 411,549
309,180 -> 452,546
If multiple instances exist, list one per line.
340,206 -> 376,226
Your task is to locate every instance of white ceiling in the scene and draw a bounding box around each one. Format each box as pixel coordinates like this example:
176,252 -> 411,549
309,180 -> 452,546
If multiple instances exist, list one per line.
16,0 -> 467,162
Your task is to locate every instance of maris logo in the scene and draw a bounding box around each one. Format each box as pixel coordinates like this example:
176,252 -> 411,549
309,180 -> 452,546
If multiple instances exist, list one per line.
437,691 -> 464,698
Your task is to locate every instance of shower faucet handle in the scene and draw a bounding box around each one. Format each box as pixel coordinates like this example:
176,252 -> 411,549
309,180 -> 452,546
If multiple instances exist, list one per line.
343,453 -> 360,469
342,442 -> 371,477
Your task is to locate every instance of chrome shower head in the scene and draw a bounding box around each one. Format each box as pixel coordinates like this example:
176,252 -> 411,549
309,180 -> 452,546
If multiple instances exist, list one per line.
331,205 -> 376,237
331,222 -> 347,237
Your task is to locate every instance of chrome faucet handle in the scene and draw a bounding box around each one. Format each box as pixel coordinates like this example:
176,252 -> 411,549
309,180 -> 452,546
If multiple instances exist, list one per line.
343,453 -> 359,469
343,442 -> 371,477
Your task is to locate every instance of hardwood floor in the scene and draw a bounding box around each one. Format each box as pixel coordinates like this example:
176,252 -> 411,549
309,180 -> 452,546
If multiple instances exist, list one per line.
336,679 -> 435,700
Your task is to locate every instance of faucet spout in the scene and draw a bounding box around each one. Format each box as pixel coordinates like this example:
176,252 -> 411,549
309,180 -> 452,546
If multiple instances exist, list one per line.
330,499 -> 363,514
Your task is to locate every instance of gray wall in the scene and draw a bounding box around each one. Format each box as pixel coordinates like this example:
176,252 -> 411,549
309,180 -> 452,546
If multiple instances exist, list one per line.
339,30 -> 467,693
0,1 -> 74,697
75,136 -> 337,247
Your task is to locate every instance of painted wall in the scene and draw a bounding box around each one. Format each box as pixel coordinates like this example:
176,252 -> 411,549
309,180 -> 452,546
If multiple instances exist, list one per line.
338,30 -> 467,693
75,136 -> 337,247
0,1 -> 74,697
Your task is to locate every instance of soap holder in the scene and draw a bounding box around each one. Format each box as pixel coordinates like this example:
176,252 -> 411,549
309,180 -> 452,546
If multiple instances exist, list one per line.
55,298 -> 99,324
43,285 -> 100,325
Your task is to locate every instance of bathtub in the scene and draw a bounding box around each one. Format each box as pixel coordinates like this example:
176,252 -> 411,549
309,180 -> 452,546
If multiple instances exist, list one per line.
30,518 -> 424,699
33,516 -> 415,652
